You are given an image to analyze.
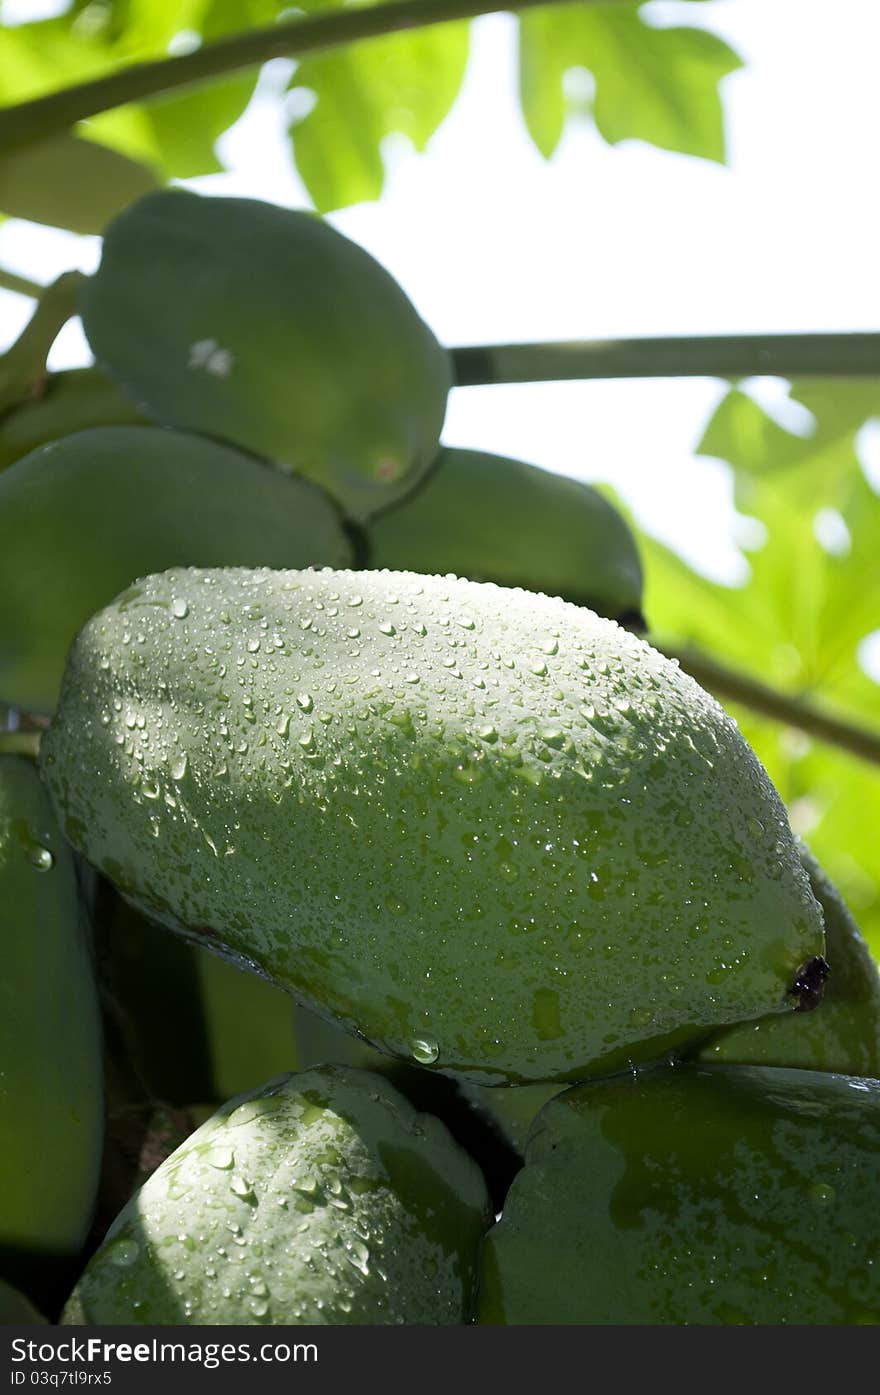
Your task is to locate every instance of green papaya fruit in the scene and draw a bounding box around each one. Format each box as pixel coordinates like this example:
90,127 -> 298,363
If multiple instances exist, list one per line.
367,448 -> 644,623
0,425 -> 351,713
80,190 -> 452,520
293,1006 -> 521,1211
0,1278 -> 46,1324
697,845 -> 880,1076
0,368 -> 146,474
42,567 -> 824,1084
295,1003 -> 554,1160
0,756 -> 103,1294
63,1066 -> 490,1325
478,1063 -> 880,1324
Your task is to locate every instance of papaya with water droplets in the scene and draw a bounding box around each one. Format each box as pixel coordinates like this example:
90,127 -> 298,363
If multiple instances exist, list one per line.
295,1002 -> 554,1167
0,425 -> 351,713
697,845 -> 880,1076
0,756 -> 103,1297
62,1065 -> 490,1325
41,567 -> 823,1083
478,1063 -> 880,1324
80,190 -> 452,520
293,1006 -> 522,1209
367,447 -> 644,623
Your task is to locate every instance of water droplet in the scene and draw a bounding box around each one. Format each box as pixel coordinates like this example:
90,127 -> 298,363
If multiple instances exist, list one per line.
108,1236 -> 140,1267
347,1241 -> 370,1276
172,598 -> 189,619
410,1036 -> 439,1065
207,1148 -> 235,1171
171,753 -> 188,781
29,845 -> 54,871
810,1182 -> 836,1205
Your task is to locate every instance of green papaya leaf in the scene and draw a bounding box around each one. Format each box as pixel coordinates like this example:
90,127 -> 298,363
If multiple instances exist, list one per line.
0,1 -> 274,187
289,21 -> 470,211
700,378 -> 880,503
519,3 -> 741,162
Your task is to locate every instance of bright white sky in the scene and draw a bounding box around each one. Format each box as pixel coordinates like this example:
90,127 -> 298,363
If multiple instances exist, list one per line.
2,0 -> 880,589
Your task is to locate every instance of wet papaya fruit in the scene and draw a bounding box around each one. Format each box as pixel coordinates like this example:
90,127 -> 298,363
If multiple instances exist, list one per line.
293,1006 -> 521,1210
0,756 -> 103,1296
62,1066 -> 490,1325
697,845 -> 880,1076
478,1063 -> 880,1324
0,367 -> 146,474
42,566 -> 824,1084
295,1002 -> 552,1163
0,425 -> 351,712
80,190 -> 452,520
367,448 -> 644,623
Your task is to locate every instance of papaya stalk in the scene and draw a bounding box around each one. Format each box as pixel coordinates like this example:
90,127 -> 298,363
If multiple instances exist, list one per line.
0,272 -> 84,417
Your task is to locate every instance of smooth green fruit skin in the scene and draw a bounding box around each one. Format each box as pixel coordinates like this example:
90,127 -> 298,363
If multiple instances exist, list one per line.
81,190 -> 452,520
0,1278 -> 46,1325
0,425 -> 351,712
367,448 -> 644,622
63,1066 -> 490,1325
479,1063 -> 880,1324
0,757 -> 103,1282
0,368 -> 146,474
41,567 -> 823,1083
698,845 -> 880,1076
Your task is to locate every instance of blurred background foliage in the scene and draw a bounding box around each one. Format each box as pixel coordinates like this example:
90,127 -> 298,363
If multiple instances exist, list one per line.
1,0 -> 878,956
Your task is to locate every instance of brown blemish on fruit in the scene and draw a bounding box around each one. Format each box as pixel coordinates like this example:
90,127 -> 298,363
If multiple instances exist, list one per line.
789,955 -> 830,1012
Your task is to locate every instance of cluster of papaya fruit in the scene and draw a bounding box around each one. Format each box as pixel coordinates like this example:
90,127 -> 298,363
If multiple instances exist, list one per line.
2,190 -> 880,1327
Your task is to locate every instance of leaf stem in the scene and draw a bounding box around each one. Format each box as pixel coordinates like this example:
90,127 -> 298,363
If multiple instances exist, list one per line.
0,267 -> 44,299
0,271 -> 84,416
658,642 -> 880,768
451,333 -> 880,384
0,0 -> 603,151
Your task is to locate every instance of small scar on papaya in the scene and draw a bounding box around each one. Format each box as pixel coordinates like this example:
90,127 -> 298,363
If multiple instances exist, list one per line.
789,955 -> 830,1012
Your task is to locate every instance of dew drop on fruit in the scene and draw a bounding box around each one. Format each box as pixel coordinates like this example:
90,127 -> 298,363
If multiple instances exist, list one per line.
410,1036 -> 439,1065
